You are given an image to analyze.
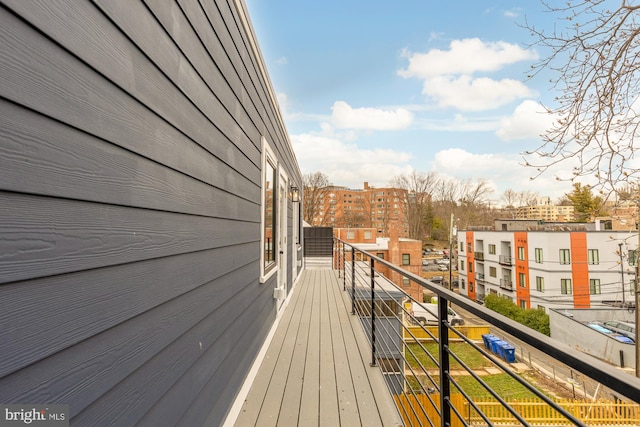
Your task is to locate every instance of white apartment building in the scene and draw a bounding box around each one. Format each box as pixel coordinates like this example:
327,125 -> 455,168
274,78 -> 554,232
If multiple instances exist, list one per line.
457,228 -> 638,311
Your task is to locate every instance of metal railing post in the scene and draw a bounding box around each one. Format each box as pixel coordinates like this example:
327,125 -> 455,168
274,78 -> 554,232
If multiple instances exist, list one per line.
342,241 -> 346,290
370,257 -> 377,367
438,295 -> 451,427
351,247 -> 355,315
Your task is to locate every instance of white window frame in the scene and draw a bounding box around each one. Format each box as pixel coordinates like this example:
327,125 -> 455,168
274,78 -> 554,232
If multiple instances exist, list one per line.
260,137 -> 278,283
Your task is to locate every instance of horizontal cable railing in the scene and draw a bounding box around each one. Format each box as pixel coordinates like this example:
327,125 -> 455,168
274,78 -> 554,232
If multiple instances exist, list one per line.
334,238 -> 640,427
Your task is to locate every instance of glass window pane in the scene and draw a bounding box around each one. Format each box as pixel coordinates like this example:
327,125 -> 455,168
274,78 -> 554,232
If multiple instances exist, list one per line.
263,159 -> 276,273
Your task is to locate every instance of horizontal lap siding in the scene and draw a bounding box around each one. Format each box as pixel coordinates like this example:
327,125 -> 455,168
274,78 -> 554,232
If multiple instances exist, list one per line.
0,0 -> 300,425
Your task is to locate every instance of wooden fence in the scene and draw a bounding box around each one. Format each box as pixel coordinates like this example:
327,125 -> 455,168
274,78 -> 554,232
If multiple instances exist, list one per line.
395,394 -> 640,426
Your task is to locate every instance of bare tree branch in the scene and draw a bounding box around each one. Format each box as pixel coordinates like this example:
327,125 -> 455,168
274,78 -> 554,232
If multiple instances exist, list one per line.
524,0 -> 640,193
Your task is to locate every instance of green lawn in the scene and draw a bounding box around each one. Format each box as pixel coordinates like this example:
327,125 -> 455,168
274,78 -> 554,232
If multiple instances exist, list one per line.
405,342 -> 493,370
404,342 -> 542,400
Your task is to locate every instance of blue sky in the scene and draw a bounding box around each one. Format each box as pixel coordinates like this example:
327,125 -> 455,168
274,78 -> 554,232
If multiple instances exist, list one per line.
245,0 -> 573,202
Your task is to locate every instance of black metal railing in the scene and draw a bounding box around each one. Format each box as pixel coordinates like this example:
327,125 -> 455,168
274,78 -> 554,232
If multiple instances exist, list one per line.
334,237 -> 640,427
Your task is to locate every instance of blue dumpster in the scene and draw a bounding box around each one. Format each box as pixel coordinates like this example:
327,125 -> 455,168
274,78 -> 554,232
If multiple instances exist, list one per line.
482,334 -> 499,350
501,344 -> 516,363
491,339 -> 508,355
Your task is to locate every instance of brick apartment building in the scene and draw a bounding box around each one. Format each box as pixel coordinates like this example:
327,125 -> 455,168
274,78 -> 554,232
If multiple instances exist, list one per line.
335,224 -> 423,301
312,182 -> 409,237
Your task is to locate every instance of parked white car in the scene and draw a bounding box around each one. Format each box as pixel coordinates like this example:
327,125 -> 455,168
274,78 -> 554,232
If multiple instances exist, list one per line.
409,302 -> 465,326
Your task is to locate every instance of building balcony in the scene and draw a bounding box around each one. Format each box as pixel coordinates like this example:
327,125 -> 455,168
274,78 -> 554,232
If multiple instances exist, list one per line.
500,279 -> 513,290
474,251 -> 484,261
499,254 -> 513,265
230,238 -> 640,426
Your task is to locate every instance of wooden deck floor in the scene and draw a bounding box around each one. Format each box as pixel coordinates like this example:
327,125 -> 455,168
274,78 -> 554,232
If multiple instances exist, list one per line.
233,268 -> 403,427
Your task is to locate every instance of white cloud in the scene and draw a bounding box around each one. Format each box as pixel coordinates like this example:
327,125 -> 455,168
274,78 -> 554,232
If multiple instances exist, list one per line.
276,57 -> 287,65
496,100 -> 555,140
432,148 -> 575,201
398,38 -> 538,112
331,101 -> 414,130
398,38 -> 537,79
291,132 -> 413,187
422,76 -> 536,111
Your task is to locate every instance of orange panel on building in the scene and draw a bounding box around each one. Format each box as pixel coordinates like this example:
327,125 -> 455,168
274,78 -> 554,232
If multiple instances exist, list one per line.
466,231 -> 476,301
514,232 -> 530,309
570,232 -> 590,308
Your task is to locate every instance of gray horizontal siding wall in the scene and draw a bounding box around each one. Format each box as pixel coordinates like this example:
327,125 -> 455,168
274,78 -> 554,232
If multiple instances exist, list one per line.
0,0 -> 301,425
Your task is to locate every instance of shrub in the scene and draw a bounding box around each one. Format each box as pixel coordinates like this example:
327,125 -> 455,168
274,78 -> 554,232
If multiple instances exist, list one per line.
484,294 -> 550,336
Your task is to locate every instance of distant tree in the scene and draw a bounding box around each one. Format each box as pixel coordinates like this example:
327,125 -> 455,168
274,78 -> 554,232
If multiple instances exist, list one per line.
302,172 -> 330,225
524,1 -> 640,194
390,171 -> 438,240
502,189 -> 519,209
459,179 -> 494,225
566,182 -> 607,222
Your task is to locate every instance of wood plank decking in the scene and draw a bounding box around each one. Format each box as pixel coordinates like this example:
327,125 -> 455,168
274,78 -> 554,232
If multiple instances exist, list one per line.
233,268 -> 403,426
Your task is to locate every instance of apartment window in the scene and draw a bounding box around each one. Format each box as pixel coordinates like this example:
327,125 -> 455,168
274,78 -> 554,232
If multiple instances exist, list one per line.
260,139 -> 277,281
517,247 -> 525,261
589,279 -> 601,295
461,279 -> 465,290
364,230 -> 372,239
468,262 -> 473,273
402,278 -> 410,287
519,300 -> 527,309
519,273 -> 526,288
459,242 -> 464,252
489,266 -> 497,278
535,248 -> 543,264
588,249 -> 599,265
488,244 -> 496,255
629,250 -> 637,266
377,253 -> 384,260
467,243 -> 472,252
536,276 -> 544,292
559,249 -> 571,265
460,261 -> 464,271
561,279 -> 572,295
402,254 -> 410,265
347,230 -> 355,239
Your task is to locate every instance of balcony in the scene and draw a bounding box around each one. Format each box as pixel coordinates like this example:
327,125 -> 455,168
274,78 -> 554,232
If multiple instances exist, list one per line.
499,254 -> 513,265
234,268 -> 402,426
474,251 -> 484,261
232,238 -> 640,426
500,278 -> 514,290
476,272 -> 485,282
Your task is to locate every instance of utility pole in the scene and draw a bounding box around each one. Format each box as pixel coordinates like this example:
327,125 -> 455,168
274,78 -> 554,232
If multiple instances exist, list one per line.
619,242 -> 625,306
449,213 -> 454,293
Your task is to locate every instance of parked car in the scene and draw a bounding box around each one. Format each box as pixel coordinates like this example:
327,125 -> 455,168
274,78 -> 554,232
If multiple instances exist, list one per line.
422,259 -> 429,266
409,302 -> 465,326
429,276 -> 444,285
602,321 -> 635,341
438,264 -> 448,271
